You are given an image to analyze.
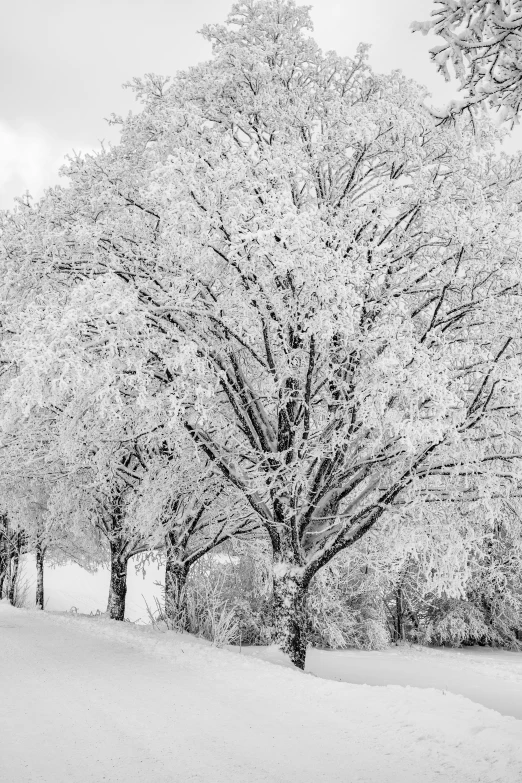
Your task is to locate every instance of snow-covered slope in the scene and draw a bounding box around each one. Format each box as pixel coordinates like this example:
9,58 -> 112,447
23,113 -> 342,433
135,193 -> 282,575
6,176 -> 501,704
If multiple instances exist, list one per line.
242,643 -> 522,720
1,602 -> 521,783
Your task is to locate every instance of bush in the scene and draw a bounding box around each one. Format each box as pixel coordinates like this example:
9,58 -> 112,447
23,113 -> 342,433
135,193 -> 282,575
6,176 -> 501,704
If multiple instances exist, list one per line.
147,514 -> 522,652
307,561 -> 390,650
184,543 -> 273,646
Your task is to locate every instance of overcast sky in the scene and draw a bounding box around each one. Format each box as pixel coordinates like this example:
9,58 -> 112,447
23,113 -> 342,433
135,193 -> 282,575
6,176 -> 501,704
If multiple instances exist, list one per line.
0,0 -> 481,209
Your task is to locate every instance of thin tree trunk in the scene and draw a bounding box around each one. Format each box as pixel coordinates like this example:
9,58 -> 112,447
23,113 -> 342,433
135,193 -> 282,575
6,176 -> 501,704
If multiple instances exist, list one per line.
0,515 -> 9,600
395,585 -> 404,643
164,544 -> 189,629
8,551 -> 20,605
107,544 -> 128,621
0,552 -> 7,600
35,541 -> 45,610
272,564 -> 308,670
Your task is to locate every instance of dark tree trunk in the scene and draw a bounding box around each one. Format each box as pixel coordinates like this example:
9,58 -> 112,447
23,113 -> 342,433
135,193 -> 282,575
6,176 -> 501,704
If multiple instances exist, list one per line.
272,564 -> 309,670
107,544 -> 129,621
164,543 -> 189,629
0,553 -> 7,600
8,551 -> 20,605
0,514 -> 9,600
395,585 -> 404,643
35,541 -> 45,610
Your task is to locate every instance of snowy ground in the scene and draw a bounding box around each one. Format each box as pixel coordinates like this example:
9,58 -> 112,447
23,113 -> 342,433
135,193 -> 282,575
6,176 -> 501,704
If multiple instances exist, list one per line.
15,555 -> 522,719
1,602 -> 522,783
243,643 -> 522,720
18,554 -> 164,622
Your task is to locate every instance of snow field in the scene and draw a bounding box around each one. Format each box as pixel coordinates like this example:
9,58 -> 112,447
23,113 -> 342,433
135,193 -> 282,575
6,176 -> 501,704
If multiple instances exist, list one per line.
242,643 -> 522,720
14,556 -> 522,718
1,602 -> 522,783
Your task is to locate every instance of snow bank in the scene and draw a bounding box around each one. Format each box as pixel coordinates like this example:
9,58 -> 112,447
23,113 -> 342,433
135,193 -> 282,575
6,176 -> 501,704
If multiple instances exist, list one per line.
238,642 -> 522,720
1,603 -> 521,782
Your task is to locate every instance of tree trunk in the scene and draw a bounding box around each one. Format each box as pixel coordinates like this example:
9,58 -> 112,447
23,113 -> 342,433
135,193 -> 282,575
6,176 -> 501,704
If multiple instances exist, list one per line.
164,545 -> 189,629
395,585 -> 404,643
272,564 -> 308,670
107,546 -> 128,621
35,541 -> 45,610
0,553 -> 7,600
0,515 -> 9,600
8,551 -> 20,605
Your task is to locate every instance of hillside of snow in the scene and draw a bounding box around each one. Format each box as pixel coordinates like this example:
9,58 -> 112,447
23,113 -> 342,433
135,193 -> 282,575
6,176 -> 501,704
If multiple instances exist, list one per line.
1,602 -> 522,783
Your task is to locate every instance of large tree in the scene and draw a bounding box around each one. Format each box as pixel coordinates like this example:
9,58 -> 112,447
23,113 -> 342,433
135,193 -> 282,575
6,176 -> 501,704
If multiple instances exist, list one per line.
3,0 -> 522,667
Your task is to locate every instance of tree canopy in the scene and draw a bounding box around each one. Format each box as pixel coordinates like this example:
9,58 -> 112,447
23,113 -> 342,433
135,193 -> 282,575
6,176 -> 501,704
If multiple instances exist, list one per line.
414,1 -> 522,123
2,0 -> 522,666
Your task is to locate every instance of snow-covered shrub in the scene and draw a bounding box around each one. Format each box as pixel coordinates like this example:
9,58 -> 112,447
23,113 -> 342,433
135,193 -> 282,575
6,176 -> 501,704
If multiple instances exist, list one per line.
307,558 -> 389,650
185,559 -> 239,646
179,541 -> 272,646
420,600 -> 492,647
180,542 -> 392,650
9,562 -> 31,609
409,593 -> 521,650
382,537 -> 522,650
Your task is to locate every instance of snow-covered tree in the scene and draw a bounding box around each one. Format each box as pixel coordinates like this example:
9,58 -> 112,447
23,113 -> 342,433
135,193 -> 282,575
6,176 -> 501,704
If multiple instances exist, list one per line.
5,481 -> 49,610
3,0 -> 522,667
0,512 -> 28,605
0,514 -> 12,600
0,210 -> 258,621
413,1 -> 522,124
131,444 -> 259,626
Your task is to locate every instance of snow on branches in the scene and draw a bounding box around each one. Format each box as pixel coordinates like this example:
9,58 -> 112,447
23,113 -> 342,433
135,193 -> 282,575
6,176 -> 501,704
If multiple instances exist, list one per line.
2,0 -> 522,664
413,1 -> 522,123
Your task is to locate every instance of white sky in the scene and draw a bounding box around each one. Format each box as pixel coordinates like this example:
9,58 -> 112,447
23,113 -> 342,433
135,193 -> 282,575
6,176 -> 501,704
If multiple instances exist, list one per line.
0,0 -> 493,209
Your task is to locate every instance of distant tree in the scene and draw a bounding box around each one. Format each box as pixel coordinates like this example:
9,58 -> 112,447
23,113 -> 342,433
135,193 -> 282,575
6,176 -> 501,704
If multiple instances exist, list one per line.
0,514 -> 28,605
10,484 -> 49,610
0,514 -> 10,599
0,248 -> 256,621
132,449 -> 258,626
413,1 -> 522,124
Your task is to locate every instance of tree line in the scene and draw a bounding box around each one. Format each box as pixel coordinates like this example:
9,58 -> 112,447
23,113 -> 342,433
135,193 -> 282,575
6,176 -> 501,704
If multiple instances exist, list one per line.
1,0 -> 522,668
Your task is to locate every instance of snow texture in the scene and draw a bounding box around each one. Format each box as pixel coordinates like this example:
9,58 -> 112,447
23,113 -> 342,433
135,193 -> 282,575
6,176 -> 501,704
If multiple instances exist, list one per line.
242,644 -> 522,721
1,602 -> 522,783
